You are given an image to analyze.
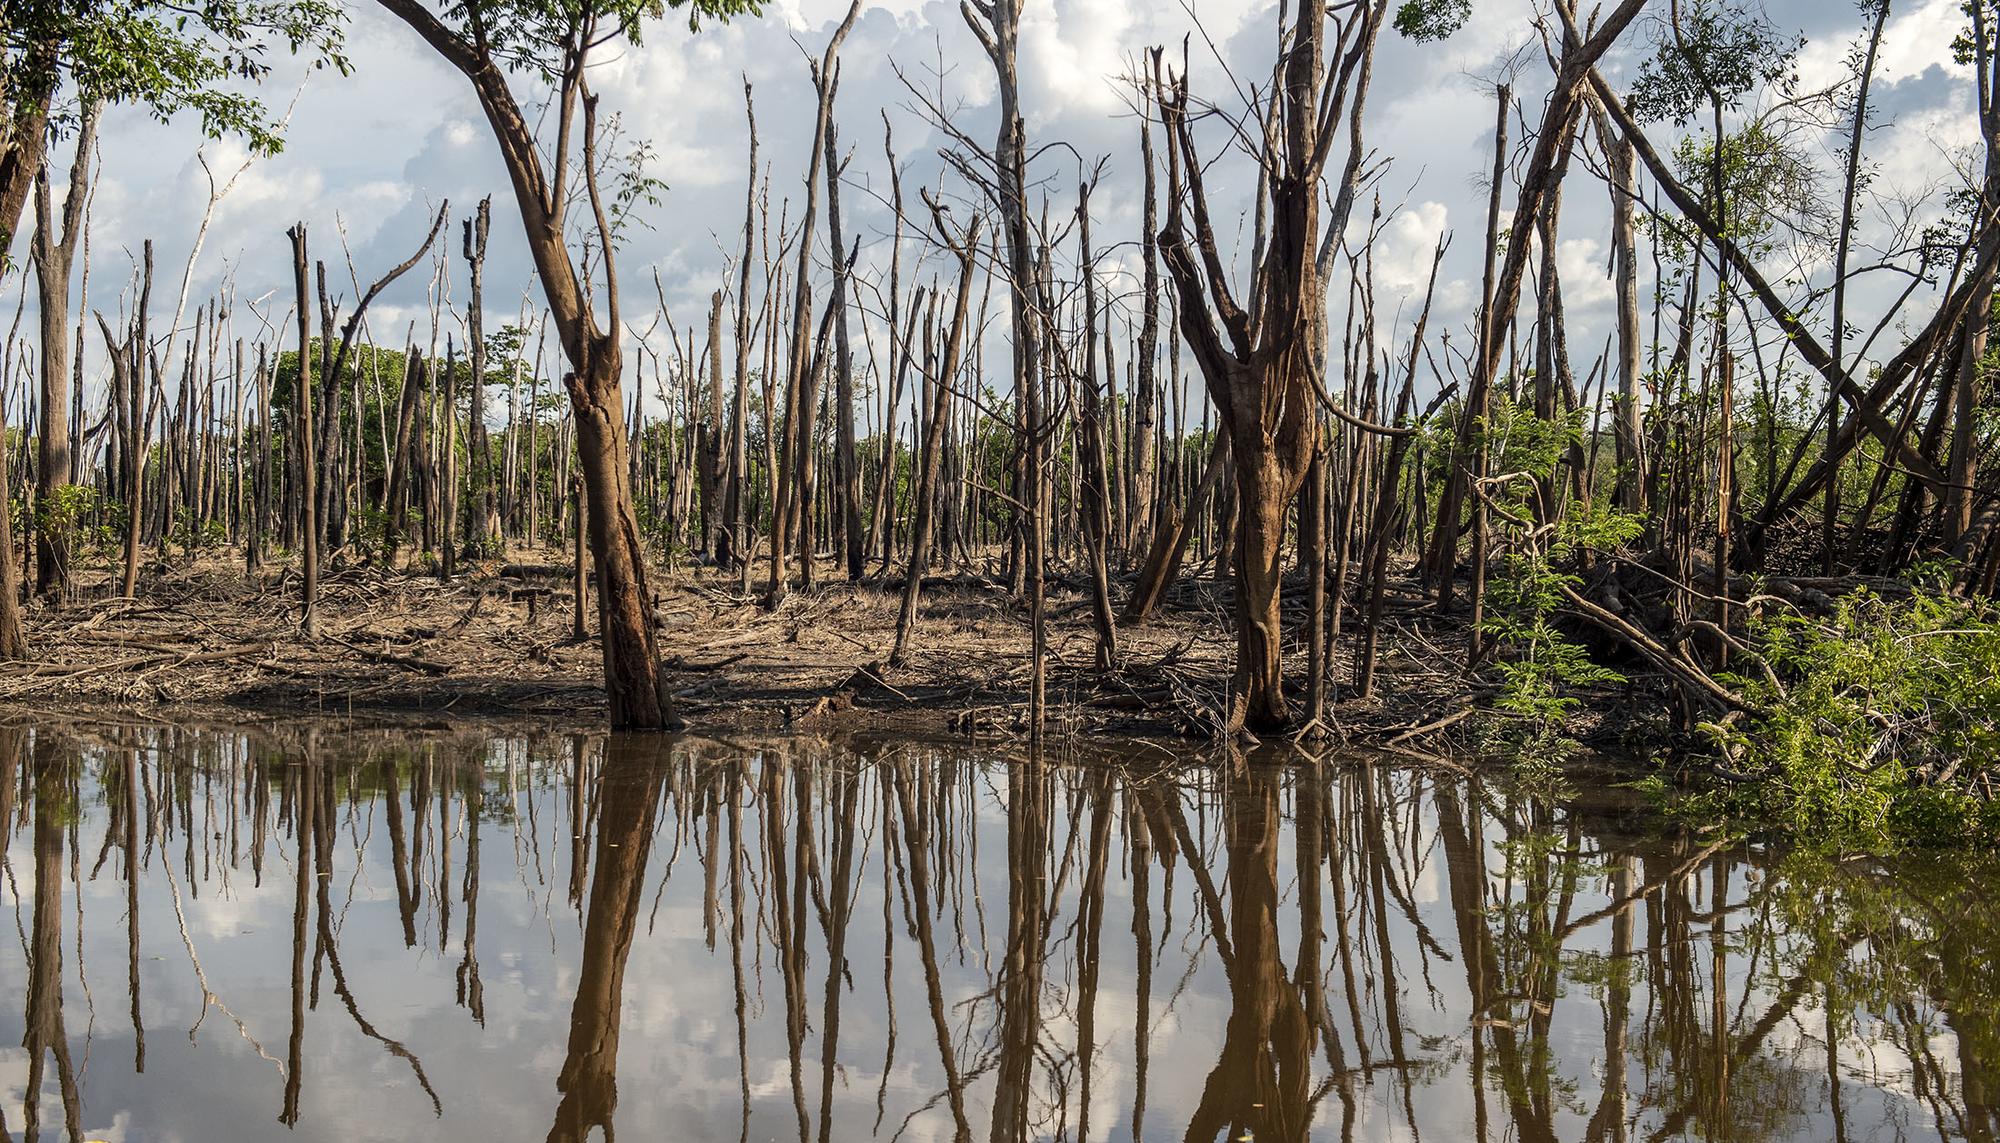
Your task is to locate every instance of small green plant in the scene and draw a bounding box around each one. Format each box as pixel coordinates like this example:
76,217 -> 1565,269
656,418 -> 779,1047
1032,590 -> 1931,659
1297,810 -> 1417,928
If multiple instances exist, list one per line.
1481,502 -> 1645,787
1474,393 -> 1645,787
170,508 -> 228,561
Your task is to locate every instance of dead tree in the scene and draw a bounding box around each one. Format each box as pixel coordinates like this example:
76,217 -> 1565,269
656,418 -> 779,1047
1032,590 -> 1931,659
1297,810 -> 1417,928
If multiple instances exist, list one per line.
824,120 -> 863,580
890,205 -> 980,668
288,224 -> 320,631
463,195 -> 497,557
767,0 -> 863,606
1151,0 -> 1388,731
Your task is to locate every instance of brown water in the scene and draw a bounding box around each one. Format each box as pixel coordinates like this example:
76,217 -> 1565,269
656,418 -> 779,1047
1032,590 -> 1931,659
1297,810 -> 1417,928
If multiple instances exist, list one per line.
0,722 -> 1994,1142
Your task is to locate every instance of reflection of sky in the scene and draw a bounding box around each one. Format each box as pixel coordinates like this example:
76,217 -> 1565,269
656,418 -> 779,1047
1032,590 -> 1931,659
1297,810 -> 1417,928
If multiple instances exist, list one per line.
0,727 -> 1990,1142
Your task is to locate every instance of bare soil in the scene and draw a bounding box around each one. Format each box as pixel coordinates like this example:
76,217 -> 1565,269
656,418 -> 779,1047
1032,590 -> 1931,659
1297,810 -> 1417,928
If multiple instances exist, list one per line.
0,545 -> 1543,749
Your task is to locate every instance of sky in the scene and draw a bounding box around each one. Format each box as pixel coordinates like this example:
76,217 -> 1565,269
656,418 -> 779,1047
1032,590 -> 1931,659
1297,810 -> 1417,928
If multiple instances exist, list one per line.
10,0 -> 1989,422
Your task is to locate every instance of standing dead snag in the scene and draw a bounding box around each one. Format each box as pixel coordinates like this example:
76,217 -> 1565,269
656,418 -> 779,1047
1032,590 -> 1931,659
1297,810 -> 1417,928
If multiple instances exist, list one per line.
959,0 -> 1052,737
1076,178 -> 1118,671
1152,0 -> 1388,732
768,0 -> 864,606
463,196 -> 498,557
0,387 -> 25,657
890,205 -> 981,669
288,224 -> 321,632
1427,0 -> 1649,616
369,0 -> 752,729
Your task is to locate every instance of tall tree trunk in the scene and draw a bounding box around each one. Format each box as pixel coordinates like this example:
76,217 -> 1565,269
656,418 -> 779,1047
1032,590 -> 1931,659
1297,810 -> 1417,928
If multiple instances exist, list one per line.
289,226 -> 320,632
122,242 -> 155,601
464,197 -> 496,556
824,121 -> 864,581
29,103 -> 95,601
766,0 -> 863,606
890,216 -> 980,667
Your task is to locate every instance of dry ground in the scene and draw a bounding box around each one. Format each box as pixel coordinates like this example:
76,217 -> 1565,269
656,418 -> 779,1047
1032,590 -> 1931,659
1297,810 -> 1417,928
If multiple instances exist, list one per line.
0,544 -> 1519,747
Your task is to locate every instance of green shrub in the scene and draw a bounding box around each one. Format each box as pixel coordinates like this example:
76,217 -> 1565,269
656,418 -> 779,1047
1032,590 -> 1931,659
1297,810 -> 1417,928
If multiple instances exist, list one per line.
1705,580 -> 2000,850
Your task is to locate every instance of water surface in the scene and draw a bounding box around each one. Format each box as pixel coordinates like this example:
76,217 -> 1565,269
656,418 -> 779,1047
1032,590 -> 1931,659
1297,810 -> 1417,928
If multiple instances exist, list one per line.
0,720 -> 1994,1141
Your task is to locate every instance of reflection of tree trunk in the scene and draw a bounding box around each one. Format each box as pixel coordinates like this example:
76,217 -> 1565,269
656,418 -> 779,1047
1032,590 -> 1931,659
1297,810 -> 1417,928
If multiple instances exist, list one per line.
1293,775 -> 1355,1135
764,753 -> 812,1142
1182,766 -> 1309,1143
567,736 -> 589,908
126,745 -> 146,1072
1128,788 -> 1154,1143
313,757 -> 442,1116
1583,855 -> 1634,1143
815,766 -> 861,1143
281,753 -> 313,1126
384,759 -> 418,947
1435,783 -> 1556,1143
990,761 -> 1050,1143
1074,770 -> 1114,1141
889,758 -> 972,1142
1359,765 -> 1420,1134
456,768 -> 486,1025
547,738 -> 667,1142
728,759 -> 753,1143
22,730 -> 84,1143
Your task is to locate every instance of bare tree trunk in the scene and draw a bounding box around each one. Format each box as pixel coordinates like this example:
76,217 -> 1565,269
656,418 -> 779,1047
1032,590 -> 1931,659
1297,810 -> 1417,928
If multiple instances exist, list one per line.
29,102 -> 95,601
890,214 -> 980,668
288,226 -> 319,631
1949,9 -> 2000,547
721,84 -> 758,576
0,402 -> 26,657
440,338 -> 459,581
121,242 -> 156,601
766,0 -> 863,606
1592,103 -> 1646,512
1431,83 -> 1509,612
463,197 -> 497,557
824,121 -> 863,581
1123,437 -> 1227,626
1130,69 -> 1162,556
383,349 -> 426,566
374,0 -> 678,729
1077,181 -> 1118,670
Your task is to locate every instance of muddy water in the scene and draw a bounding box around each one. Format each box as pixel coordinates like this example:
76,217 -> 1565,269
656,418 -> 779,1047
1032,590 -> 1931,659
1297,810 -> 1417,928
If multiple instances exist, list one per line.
0,722 -> 1994,1142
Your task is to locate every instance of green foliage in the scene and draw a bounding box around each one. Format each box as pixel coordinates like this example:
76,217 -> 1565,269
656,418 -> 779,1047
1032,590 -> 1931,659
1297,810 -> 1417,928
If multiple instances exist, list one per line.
1705,581 -> 2000,850
1393,0 -> 1471,42
171,506 -> 228,559
1475,395 -> 1645,784
36,483 -> 116,563
442,0 -> 759,81
1670,119 -> 1832,250
1628,0 -> 1800,126
8,0 -> 350,152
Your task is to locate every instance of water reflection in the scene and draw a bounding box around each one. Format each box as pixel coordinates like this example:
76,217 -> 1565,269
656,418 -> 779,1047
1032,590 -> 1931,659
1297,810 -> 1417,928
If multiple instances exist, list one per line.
0,723 -> 1995,1142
